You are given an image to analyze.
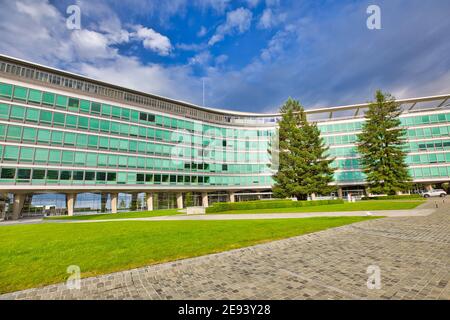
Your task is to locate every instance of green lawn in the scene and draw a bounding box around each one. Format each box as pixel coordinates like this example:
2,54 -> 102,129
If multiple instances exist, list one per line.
208,200 -> 424,214
44,209 -> 181,220
0,216 -> 379,294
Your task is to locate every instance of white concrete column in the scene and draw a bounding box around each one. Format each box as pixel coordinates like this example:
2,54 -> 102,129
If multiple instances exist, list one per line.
310,193 -> 316,201
229,192 -> 235,203
202,192 -> 209,208
12,193 -> 26,220
337,187 -> 343,199
111,193 -> 118,214
146,193 -> 153,211
66,193 -> 76,216
176,193 -> 183,209
425,184 -> 433,191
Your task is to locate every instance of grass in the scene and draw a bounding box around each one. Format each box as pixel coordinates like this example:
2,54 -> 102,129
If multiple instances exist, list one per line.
207,200 -> 424,214
0,216 -> 379,294
44,209 -> 181,220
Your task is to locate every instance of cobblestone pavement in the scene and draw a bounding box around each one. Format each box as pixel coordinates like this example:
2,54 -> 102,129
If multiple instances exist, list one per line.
1,200 -> 449,300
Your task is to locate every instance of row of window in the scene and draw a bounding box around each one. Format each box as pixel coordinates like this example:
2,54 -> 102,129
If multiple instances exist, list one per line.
327,139 -> 450,159
0,82 -> 272,138
406,139 -> 450,153
334,171 -> 366,182
0,125 -> 270,163
406,126 -> 450,139
0,167 -> 273,186
409,166 -> 450,179
330,152 -> 450,169
318,113 -> 450,134
323,127 -> 450,146
405,152 -> 450,165
0,103 -> 271,150
0,145 -> 270,174
335,165 -> 450,182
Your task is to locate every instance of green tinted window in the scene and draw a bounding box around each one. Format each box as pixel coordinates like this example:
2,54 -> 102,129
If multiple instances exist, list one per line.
48,150 -> 61,164
80,100 -> 90,112
19,147 -> 34,162
18,169 -> 32,180
91,102 -> 101,114
62,151 -> 74,164
42,92 -> 55,106
112,106 -> 121,118
56,95 -> 68,108
100,120 -> 110,132
53,112 -> 65,126
32,169 -> 46,180
25,108 -> 39,122
75,152 -> 86,165
68,98 -> 79,111
28,89 -> 42,103
101,104 -> 111,116
121,108 -> 130,120
76,134 -> 88,147
0,83 -> 13,98
64,132 -> 76,145
86,153 -> 97,166
37,129 -> 51,143
22,127 -> 36,142
3,145 -> 19,161
39,110 -> 53,124
89,118 -> 99,131
99,136 -> 109,149
78,116 -> 89,129
51,131 -> 63,145
0,103 -> 9,119
0,168 -> 15,180
6,125 -> 22,140
88,135 -> 98,148
13,86 -> 27,100
65,115 -> 77,128
10,105 -> 25,119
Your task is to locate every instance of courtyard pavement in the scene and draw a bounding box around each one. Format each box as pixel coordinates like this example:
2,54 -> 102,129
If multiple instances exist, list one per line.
1,199 -> 449,300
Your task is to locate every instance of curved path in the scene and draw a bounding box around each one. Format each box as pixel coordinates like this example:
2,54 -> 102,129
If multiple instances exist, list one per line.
1,200 -> 449,300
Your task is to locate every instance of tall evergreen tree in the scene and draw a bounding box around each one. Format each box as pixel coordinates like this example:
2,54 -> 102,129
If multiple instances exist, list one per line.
357,90 -> 411,194
273,98 -> 335,200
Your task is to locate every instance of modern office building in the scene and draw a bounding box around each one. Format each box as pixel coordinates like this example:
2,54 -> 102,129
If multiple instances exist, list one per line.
0,54 -> 449,219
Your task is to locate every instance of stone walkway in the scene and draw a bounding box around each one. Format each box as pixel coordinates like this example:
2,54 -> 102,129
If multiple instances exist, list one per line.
1,200 -> 449,300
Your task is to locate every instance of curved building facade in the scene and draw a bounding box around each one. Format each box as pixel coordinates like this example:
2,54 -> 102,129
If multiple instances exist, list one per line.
0,54 -> 449,218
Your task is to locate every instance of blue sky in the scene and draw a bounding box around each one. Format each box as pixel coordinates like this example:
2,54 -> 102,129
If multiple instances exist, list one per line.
0,0 -> 449,113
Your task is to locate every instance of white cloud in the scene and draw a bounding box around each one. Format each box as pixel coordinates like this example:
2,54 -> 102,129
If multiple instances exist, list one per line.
197,26 -> 208,37
71,30 -> 118,61
209,7 -> 253,45
133,25 -> 173,56
258,8 -> 286,29
189,51 -> 212,65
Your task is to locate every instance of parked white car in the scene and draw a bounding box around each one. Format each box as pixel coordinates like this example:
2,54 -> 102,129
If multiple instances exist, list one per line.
422,189 -> 447,198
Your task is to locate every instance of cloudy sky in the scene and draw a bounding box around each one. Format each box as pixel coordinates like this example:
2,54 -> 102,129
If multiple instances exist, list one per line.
0,0 -> 449,113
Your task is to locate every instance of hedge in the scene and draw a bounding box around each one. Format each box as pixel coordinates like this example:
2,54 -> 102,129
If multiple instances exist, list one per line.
206,199 -> 344,213
361,194 -> 422,200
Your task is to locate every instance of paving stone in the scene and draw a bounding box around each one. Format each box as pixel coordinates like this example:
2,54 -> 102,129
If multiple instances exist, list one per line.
1,200 -> 449,300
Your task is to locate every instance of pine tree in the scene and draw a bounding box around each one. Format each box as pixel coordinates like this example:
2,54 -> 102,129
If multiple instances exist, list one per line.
273,98 -> 335,200
357,90 -> 411,195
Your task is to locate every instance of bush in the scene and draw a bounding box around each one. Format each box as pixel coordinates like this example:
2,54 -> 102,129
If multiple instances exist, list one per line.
206,199 -> 344,213
361,194 -> 422,200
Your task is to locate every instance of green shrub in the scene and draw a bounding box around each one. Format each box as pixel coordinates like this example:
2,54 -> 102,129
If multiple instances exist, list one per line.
361,194 -> 422,200
206,199 -> 344,213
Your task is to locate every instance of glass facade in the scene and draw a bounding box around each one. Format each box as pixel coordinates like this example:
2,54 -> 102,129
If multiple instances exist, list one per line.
318,112 -> 450,184
0,71 -> 449,190
0,81 -> 275,188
